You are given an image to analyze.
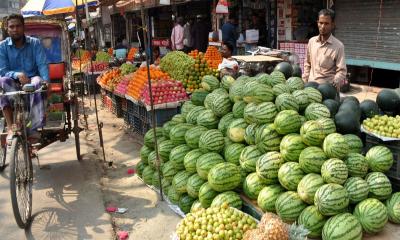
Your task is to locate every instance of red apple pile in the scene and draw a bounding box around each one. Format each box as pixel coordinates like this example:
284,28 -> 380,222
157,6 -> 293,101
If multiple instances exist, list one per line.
141,80 -> 188,105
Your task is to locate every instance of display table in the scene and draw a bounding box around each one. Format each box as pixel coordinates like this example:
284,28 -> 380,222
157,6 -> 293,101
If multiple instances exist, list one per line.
233,55 -> 283,62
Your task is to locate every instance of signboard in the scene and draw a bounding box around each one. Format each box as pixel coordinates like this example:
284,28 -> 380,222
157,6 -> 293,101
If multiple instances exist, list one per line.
152,38 -> 170,47
216,0 -> 229,14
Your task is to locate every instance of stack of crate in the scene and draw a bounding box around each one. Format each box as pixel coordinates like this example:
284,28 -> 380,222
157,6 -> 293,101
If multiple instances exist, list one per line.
47,63 -> 65,122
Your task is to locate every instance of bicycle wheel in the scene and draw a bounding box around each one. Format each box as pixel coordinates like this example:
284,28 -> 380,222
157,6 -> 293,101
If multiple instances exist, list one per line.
74,119 -> 81,161
9,136 -> 33,229
0,145 -> 7,172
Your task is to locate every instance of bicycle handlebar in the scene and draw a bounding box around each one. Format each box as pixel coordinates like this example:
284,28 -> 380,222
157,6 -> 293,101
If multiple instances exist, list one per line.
0,83 -> 48,97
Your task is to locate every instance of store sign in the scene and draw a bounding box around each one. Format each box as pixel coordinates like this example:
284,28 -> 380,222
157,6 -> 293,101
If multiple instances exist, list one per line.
216,0 -> 229,14
153,39 -> 170,47
159,0 -> 170,5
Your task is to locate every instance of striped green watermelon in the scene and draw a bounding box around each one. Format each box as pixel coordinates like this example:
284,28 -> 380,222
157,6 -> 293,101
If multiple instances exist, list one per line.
275,93 -> 299,112
218,112 -> 235,136
298,173 -> 324,204
147,151 -> 163,169
198,129 -> 224,153
344,177 -> 369,204
196,109 -> 219,129
221,75 -> 235,90
243,102 -> 257,124
269,71 -> 286,86
142,166 -> 154,185
343,134 -> 363,154
227,118 -> 248,143
180,101 -> 196,117
299,146 -> 327,173
196,152 -> 225,180
171,114 -> 186,124
322,213 -> 362,240
184,149 -> 204,174
203,92 -> 216,109
208,163 -> 241,191
280,133 -> 306,162
211,191 -> 243,209
272,83 -> 291,97
186,174 -> 206,198
304,87 -> 323,103
278,162 -> 305,191
158,140 -> 176,161
191,89 -> 209,106
161,177 -> 172,191
287,77 -> 305,92
305,103 -> 331,120
140,145 -> 152,162
208,93 -> 232,117
242,82 -> 274,103
144,127 -> 164,148
366,172 -> 392,200
298,206 -> 328,238
186,106 -> 206,125
275,191 -> 307,223
211,87 -> 228,96
344,153 -> 369,178
172,170 -> 192,194
229,79 -> 246,103
253,102 -> 277,124
292,90 -> 309,111
152,171 -> 161,188
224,143 -> 245,165
224,137 -> 234,150
162,161 -> 178,181
354,198 -> 388,234
169,144 -> 192,171
169,124 -> 194,145
167,185 -> 181,205
244,123 -> 258,145
201,75 -> 220,91
314,183 -> 349,216
386,192 -> 400,224
198,182 -> 219,208
256,73 -> 272,85
162,121 -> 177,139
190,200 -> 203,212
184,125 -> 208,149
256,151 -> 283,184
257,184 -> 285,212
256,124 -> 282,153
136,161 -> 146,178
323,133 -> 349,159
300,120 -> 326,146
274,110 -> 302,135
240,145 -> 263,173
365,145 -> 394,173
232,101 -> 247,118
316,118 -> 337,135
255,124 -> 268,143
321,158 -> 348,185
243,172 -> 267,200
179,194 -> 196,214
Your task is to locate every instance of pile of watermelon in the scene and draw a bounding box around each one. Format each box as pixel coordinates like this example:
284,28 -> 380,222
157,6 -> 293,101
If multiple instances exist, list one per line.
136,70 -> 400,239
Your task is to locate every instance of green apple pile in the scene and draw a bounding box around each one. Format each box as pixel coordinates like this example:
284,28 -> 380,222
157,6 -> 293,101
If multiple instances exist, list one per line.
363,115 -> 400,138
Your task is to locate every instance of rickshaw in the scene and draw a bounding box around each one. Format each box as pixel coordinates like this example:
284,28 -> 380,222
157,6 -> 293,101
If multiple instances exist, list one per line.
0,17 -> 83,229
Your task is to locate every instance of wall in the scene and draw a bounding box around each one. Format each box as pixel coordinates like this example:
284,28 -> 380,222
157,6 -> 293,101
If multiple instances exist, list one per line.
0,0 -> 26,18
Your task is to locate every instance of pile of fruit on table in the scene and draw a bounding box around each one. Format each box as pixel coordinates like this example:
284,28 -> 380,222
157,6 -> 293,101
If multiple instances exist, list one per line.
184,51 -> 219,92
204,46 -> 223,69
114,73 -> 134,96
363,115 -> 400,139
160,51 -> 195,84
141,80 -> 188,106
136,61 -> 400,239
97,68 -> 121,90
127,47 -> 139,61
85,61 -> 109,72
120,62 -> 137,75
96,51 -> 112,62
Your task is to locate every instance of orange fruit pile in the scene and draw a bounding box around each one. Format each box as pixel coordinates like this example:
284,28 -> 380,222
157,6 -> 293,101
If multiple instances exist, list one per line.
108,48 -> 114,56
126,67 -> 170,100
188,49 -> 200,59
127,48 -> 138,61
98,68 -> 121,87
204,46 -> 222,69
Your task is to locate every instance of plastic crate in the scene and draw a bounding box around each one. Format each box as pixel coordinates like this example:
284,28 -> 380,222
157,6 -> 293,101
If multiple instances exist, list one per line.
127,100 -> 140,116
112,95 -> 123,118
144,108 -> 180,127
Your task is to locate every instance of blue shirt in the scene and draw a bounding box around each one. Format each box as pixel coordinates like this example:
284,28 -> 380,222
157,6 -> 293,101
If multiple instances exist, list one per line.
222,22 -> 237,46
0,36 -> 49,81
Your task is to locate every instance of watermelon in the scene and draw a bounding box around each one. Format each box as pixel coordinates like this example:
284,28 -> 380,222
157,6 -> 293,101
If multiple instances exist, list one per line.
161,177 -> 172,190
275,191 -> 307,223
162,121 -> 177,139
198,129 -> 224,153
316,118 -> 336,135
162,161 -> 178,181
318,83 -> 338,100
257,184 -> 285,212
179,194 -> 196,214
280,133 -> 306,162
243,123 -> 257,145
274,110 -> 302,135
366,172 -> 392,200
172,170 -> 192,194
184,149 -> 204,174
292,90 -> 309,111
211,191 -> 243,209
142,166 -> 154,185
196,152 -> 225,180
229,79 -> 246,103
323,133 -> 349,159
158,140 -> 176,161
292,65 -> 302,77
242,82 -> 274,103
305,103 -> 331,120
186,174 -> 206,198
376,88 -> 400,112
227,118 -> 248,143
243,102 -> 257,124
256,73 -> 272,85
201,75 -> 220,91
191,89 -> 209,106
278,162 -> 305,191
304,87 -> 322,103
360,99 -> 380,120
186,106 -> 206,124
180,101 -> 196,117
274,62 -> 293,79
170,124 -> 194,145
314,183 -> 349,216
299,146 -> 327,174
275,93 -> 299,112
232,101 -> 247,118
353,198 -> 388,234
343,134 -> 363,154
167,186 -> 181,205
344,153 -> 369,178
253,102 -> 277,124
224,143 -> 245,165
190,200 -> 203,212
323,99 -> 340,116
300,120 -> 326,146
386,192 -> 400,224
208,93 -> 232,117
298,206 -> 328,238
196,109 -> 219,129
365,145 -> 394,173
344,177 -> 369,204
305,81 -> 319,89
286,77 -> 304,92
218,112 -> 235,136
136,161 -> 146,177
243,172 -> 267,200
184,125 -> 208,149
198,182 -> 219,208
272,83 -> 291,97
297,173 -> 324,204
147,151 -> 163,169
256,151 -> 283,184
322,213 -> 362,240
171,114 -> 186,124
221,75 -> 235,90
321,158 -> 348,185
169,144 -> 192,171
152,171 -> 161,188
140,145 -> 153,162
256,124 -> 282,152
208,163 -> 241,191
240,145 -> 263,173
144,127 -> 163,148
269,71 -> 286,86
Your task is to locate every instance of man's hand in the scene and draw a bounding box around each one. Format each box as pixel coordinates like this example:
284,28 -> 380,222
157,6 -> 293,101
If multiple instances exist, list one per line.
16,72 -> 30,85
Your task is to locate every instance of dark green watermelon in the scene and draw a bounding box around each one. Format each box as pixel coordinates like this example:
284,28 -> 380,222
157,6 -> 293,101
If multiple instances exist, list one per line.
318,83 -> 337,100
304,81 -> 319,89
274,62 -> 293,79
339,100 -> 361,121
323,99 -> 340,116
341,96 -> 360,105
376,88 -> 400,112
360,100 -> 380,120
335,110 -> 361,135
292,65 -> 302,77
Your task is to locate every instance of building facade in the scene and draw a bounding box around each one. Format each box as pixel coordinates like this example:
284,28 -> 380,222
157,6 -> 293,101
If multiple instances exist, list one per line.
0,0 -> 26,18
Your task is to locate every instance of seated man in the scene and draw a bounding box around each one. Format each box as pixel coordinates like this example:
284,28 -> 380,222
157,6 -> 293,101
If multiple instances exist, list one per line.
0,14 -> 49,140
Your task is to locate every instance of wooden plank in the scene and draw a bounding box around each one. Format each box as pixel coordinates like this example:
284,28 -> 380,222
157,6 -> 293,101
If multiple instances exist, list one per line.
240,194 -> 263,220
233,55 -> 283,63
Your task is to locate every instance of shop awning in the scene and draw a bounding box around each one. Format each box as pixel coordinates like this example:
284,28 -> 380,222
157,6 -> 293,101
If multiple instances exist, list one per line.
21,0 -> 99,16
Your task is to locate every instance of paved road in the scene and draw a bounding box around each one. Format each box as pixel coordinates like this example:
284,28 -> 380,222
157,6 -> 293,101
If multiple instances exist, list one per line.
0,134 -> 113,240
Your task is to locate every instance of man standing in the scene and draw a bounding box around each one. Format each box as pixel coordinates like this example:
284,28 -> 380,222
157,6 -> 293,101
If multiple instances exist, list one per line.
171,17 -> 185,51
222,15 -> 238,55
0,14 -> 49,139
191,15 -> 209,53
302,9 -> 347,87
183,18 -> 194,53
